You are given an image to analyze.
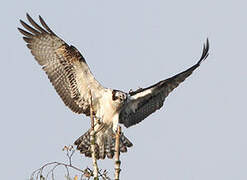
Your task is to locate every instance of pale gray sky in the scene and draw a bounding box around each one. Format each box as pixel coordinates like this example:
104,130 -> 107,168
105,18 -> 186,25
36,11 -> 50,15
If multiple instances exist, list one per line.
1,0 -> 247,179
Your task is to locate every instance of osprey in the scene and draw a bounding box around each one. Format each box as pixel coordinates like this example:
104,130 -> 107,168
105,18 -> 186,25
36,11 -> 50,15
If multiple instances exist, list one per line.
18,14 -> 209,159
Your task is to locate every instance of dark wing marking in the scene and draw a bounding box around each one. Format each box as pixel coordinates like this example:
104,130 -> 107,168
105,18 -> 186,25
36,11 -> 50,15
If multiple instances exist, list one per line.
18,13 -> 104,115
119,39 -> 209,127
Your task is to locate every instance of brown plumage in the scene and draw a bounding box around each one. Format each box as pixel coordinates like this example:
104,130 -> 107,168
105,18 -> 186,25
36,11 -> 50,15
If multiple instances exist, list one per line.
18,13 -> 209,159
18,13 -> 132,159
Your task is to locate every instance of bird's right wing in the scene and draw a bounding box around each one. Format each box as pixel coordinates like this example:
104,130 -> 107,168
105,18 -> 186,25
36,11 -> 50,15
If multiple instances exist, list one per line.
119,39 -> 209,127
18,14 -> 104,115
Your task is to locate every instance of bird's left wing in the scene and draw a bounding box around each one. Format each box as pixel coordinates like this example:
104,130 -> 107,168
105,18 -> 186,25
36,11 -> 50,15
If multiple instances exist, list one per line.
119,39 -> 209,127
18,14 -> 104,115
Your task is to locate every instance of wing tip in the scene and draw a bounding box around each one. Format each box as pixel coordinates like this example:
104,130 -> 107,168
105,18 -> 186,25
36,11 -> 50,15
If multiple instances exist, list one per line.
18,13 -> 56,36
38,15 -> 56,35
198,38 -> 210,65
26,12 -> 30,19
17,27 -> 34,37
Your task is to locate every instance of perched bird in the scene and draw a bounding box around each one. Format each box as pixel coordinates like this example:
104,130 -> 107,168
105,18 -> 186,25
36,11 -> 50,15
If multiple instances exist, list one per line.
18,14 -> 209,159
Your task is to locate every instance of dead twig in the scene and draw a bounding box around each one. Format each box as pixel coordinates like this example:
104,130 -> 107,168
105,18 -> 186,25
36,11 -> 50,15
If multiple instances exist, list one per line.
30,145 -> 110,180
114,126 -> 121,180
89,90 -> 99,180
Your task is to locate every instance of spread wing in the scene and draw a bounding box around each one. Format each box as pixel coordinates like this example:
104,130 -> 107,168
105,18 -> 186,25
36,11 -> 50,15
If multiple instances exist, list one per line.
119,39 -> 209,127
18,13 -> 104,115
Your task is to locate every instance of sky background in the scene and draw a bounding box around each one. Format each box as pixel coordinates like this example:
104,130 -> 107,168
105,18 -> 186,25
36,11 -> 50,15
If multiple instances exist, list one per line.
1,0 -> 247,179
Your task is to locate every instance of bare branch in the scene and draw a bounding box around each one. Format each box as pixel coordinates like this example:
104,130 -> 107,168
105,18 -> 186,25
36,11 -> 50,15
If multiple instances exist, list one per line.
30,144 -> 111,180
114,126 -> 121,180
89,90 -> 99,180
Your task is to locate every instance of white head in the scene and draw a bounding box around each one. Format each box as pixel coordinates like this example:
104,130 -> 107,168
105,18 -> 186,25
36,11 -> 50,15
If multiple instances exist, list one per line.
112,90 -> 127,105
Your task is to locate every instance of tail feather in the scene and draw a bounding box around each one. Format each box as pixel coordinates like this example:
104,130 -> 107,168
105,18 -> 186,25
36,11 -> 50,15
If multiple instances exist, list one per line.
74,128 -> 133,159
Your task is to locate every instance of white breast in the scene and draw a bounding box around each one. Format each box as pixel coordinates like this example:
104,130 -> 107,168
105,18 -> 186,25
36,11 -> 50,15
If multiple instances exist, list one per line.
95,89 -> 117,125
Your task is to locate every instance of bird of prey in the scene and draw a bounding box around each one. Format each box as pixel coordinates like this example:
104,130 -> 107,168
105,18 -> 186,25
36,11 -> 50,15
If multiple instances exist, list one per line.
18,14 -> 209,159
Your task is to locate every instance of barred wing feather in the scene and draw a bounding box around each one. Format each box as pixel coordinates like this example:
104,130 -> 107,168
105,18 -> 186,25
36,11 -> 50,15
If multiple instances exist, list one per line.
18,14 -> 103,115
